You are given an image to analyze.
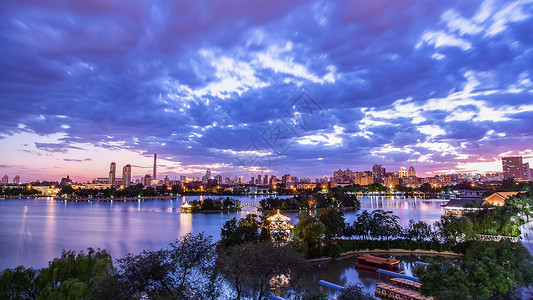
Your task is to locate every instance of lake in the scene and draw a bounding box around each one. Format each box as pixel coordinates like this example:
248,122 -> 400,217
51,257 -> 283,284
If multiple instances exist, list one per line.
0,195 -> 447,270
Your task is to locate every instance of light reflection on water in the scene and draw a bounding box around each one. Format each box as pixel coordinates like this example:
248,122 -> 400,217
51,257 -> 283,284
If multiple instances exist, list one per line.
0,196 -> 446,271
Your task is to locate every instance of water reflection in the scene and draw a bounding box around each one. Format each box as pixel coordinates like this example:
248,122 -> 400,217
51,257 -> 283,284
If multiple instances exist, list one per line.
1,196 -> 445,270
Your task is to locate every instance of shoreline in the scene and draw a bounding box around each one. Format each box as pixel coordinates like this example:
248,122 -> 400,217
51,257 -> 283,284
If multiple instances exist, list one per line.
307,249 -> 464,264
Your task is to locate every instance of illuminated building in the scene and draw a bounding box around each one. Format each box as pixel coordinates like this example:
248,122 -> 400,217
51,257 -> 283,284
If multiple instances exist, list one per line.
1,175 -> 7,185
502,156 -> 524,179
122,164 -> 131,186
408,166 -> 416,177
109,162 -> 116,185
372,164 -> 386,181
399,166 -> 407,178
13,175 -> 20,184
266,210 -> 294,242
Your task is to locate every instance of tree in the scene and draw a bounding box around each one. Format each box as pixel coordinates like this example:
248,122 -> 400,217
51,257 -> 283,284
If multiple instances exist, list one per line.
406,219 -> 434,242
117,233 -> 220,299
369,210 -> 403,241
416,240 -> 533,299
337,283 -> 375,300
292,215 -> 326,257
0,266 -> 38,299
507,191 -> 533,222
351,210 -> 372,239
219,214 -> 264,248
216,242 -> 307,300
36,248 -> 114,299
434,215 -> 474,245
316,207 -> 346,240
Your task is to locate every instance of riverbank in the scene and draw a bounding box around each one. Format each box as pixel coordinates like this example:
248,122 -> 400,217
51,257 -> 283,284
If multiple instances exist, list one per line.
55,195 -> 178,201
307,248 -> 464,264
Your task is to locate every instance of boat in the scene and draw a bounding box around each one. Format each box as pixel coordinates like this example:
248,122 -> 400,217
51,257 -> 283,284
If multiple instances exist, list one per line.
355,254 -> 404,273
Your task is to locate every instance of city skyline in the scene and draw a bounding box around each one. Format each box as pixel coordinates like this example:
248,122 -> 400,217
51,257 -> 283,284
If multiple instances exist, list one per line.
1,0 -> 533,181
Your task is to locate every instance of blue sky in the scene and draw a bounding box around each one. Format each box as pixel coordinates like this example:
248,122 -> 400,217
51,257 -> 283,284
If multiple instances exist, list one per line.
1,0 -> 533,182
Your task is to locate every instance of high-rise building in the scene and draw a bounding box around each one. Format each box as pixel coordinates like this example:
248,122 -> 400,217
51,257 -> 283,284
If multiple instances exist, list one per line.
153,154 -> 157,180
109,162 -> 116,185
238,176 -> 244,184
372,164 -> 386,180
122,164 -> 131,186
282,174 -> 292,184
408,166 -> 416,177
399,166 -> 408,178
257,175 -> 262,185
215,175 -> 222,185
1,175 -> 8,185
13,175 -> 20,184
524,162 -> 531,180
502,156 -> 524,179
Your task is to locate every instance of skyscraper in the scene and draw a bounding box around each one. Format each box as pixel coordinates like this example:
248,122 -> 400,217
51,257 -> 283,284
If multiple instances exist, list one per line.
109,162 -> 116,185
153,154 -> 157,180
1,175 -> 8,185
372,164 -> 386,181
122,164 -> 131,186
502,156 -> 524,179
13,175 -> 20,184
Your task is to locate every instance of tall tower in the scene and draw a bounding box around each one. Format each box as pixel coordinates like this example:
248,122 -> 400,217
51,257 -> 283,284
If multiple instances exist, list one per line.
109,162 -> 116,185
122,164 -> 131,186
153,154 -> 157,180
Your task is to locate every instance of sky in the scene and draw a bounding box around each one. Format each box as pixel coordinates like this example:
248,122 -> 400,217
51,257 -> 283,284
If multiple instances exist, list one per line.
1,0 -> 533,182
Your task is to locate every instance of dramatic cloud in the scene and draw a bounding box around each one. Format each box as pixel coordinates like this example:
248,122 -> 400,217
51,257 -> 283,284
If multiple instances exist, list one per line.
0,0 -> 532,181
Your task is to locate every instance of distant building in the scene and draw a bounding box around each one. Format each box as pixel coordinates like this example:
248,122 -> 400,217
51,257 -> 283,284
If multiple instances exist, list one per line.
334,169 -> 354,182
60,175 -> 72,186
164,175 -> 171,186
524,162 -> 531,180
215,175 -> 222,185
143,174 -> 152,186
153,154 -> 157,180
13,175 -> 20,184
372,164 -> 386,181
1,175 -> 8,185
408,166 -> 416,177
282,174 -> 292,184
122,164 -> 132,186
399,166 -> 408,178
384,176 -> 400,187
502,156 -> 524,180
109,162 -> 116,185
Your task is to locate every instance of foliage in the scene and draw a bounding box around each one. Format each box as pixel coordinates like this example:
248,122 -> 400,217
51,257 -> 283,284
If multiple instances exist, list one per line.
349,210 -> 403,241
219,214 -> 268,248
337,283 -> 375,300
291,214 -> 326,257
0,187 -> 42,196
434,215 -> 475,245
406,219 -> 435,242
189,197 -> 239,212
416,240 -> 533,299
0,266 -> 38,299
506,190 -> 533,222
117,232 -> 221,299
316,207 -> 346,240
36,248 -> 114,299
216,241 -> 308,300
464,205 -> 523,237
